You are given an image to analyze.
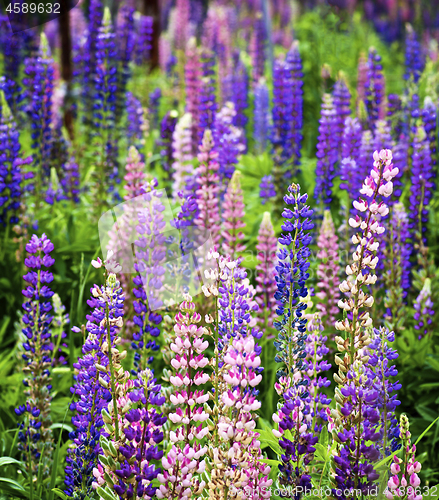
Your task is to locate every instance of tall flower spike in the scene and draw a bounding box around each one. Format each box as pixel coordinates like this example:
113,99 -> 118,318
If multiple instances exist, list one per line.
365,47 -> 385,126
254,79 -> 271,154
256,212 -> 278,330
422,97 -> 437,169
157,296 -> 209,498
356,52 -> 368,114
194,129 -> 221,246
172,112 -> 194,198
16,234 -> 55,481
259,175 -> 276,205
126,91 -> 148,153
148,87 -> 161,130
333,74 -> 351,159
335,149 -> 399,381
221,170 -> 246,259
250,13 -> 265,83
198,47 -> 217,143
316,210 -> 340,336
158,110 -> 178,181
135,14 -> 153,66
413,278 -> 434,340
404,24 -> 424,84
340,117 -> 363,204
185,38 -> 201,155
314,93 -> 337,209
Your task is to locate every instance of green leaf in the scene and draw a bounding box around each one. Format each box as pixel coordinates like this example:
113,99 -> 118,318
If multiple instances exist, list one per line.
0,477 -> 26,491
49,423 -> 73,433
415,405 -> 438,422
414,416 -> 439,446
257,429 -> 282,456
97,485 -> 119,500
0,456 -> 24,468
52,488 -> 70,500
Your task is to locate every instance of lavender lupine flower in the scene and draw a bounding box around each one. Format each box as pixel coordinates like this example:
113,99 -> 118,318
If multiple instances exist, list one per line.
132,179 -> 166,371
409,126 -> 434,250
212,102 -> 243,187
64,275 -> 118,498
384,415 -> 423,500
194,130 -> 221,246
172,113 -> 194,197
126,91 -> 148,153
229,54 -> 249,132
156,296 -> 209,498
23,34 -> 54,198
259,175 -> 276,205
340,117 -> 363,203
366,327 -> 402,456
148,87 -> 162,130
422,97 -> 437,168
333,75 -> 351,159
316,210 -> 340,335
356,52 -> 368,114
250,13 -> 265,83
314,93 -> 337,209
93,7 -> 119,200
61,157 -> 80,203
256,212 -> 277,330
221,170 -> 246,259
175,0 -> 190,50
16,234 -> 55,479
335,149 -> 399,378
135,15 -> 154,66
185,38 -> 201,154
414,278 -> 434,339
374,119 -> 394,153
388,137 -> 407,207
0,92 -> 32,226
272,184 -> 317,493
158,110 -> 178,181
404,25 -> 425,84
365,47 -> 385,126
383,203 -> 411,332
198,48 -> 217,143
254,79 -> 271,154
358,130 -> 375,189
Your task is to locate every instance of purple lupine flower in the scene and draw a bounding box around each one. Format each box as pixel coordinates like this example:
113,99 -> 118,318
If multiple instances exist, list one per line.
175,0 -> 190,50
132,179 -> 166,371
61,157 -> 80,203
314,93 -> 337,209
408,126 -> 434,249
185,38 -> 201,155
126,91 -> 147,153
388,135 -> 407,206
229,53 -> 249,132
158,110 -> 178,181
340,117 -> 363,202
0,91 -> 32,225
387,93 -> 403,138
23,34 -> 54,199
422,97 -> 437,169
259,175 -> 276,205
16,234 -> 55,480
333,75 -> 351,159
253,78 -> 270,154
366,328 -> 402,455
93,7 -> 119,197
212,102 -> 243,187
249,13 -> 265,83
148,87 -> 162,130
404,24 -> 425,84
198,47 -> 217,143
365,47 -> 385,126
135,15 -> 153,66
414,279 -> 434,339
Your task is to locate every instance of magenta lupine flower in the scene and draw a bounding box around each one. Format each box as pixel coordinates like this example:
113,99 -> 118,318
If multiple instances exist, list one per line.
123,146 -> 145,202
384,415 -> 423,500
255,212 -> 277,330
316,210 -> 340,335
185,38 -> 201,154
194,130 -> 221,246
172,112 -> 194,198
221,170 -> 246,259
157,296 -> 209,498
414,279 -> 434,339
333,75 -> 351,159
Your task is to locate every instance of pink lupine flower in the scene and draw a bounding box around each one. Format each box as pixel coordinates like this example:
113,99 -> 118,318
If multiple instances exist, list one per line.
185,38 -> 201,154
316,210 -> 340,335
221,170 -> 246,259
172,112 -> 194,197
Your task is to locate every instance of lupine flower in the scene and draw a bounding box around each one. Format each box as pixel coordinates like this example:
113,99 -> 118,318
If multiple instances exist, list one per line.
359,130 -> 375,189
335,149 -> 399,378
23,34 -> 54,200
316,210 -> 340,335
422,97 -> 437,168
255,212 -> 277,330
16,234 -> 55,480
383,203 -> 411,332
157,296 -> 209,498
254,79 -> 271,154
365,47 -> 385,125
158,110 -> 178,181
221,170 -> 246,259
387,93 -> 403,138
272,184 -> 316,493
250,13 -> 265,83
340,117 -> 363,204
259,175 -> 276,205
333,75 -> 351,159
374,119 -> 394,153
135,15 -> 154,66
126,91 -> 148,153
404,24 -> 424,84
414,278 -> 434,339
172,113 -> 194,198
314,93 -> 337,209
175,0 -> 190,50
198,47 -> 217,143
50,293 -> 68,366
93,7 -> 119,200
148,87 -> 162,130
60,156 -> 80,204
0,91 -> 32,226
185,38 -> 201,154
384,415 -> 423,500
408,126 -> 434,251
132,179 -> 166,370
195,130 -> 221,246
356,52 -> 368,113
389,136 -> 407,207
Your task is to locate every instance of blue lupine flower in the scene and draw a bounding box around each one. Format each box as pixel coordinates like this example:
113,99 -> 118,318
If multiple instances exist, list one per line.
253,79 -> 270,154
259,175 -> 276,205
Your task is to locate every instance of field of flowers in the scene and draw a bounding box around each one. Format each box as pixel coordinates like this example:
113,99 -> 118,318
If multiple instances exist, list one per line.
1,0 -> 439,498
